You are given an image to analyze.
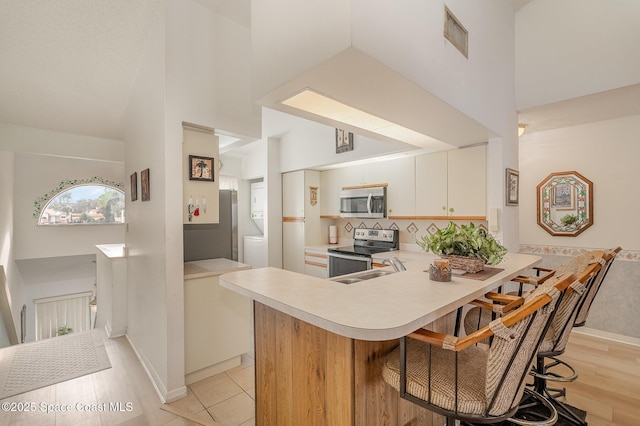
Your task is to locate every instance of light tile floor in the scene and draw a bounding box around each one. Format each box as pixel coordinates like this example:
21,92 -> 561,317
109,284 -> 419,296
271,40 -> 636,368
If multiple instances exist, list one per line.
168,354 -> 256,426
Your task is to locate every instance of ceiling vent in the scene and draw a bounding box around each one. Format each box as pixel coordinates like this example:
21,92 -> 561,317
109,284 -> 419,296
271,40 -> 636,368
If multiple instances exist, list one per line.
444,6 -> 468,58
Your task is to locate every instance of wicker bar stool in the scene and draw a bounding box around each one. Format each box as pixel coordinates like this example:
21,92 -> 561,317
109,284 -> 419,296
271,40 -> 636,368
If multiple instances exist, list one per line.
528,248 -> 619,425
464,251 -> 608,425
382,273 -> 576,426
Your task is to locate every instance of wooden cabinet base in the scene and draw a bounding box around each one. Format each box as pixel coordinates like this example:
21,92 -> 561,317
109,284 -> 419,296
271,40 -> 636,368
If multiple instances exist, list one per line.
253,302 -> 445,425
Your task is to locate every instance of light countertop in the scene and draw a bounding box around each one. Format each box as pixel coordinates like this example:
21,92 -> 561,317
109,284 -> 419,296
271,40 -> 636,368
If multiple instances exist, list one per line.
96,243 -> 127,259
184,258 -> 251,280
219,252 -> 541,341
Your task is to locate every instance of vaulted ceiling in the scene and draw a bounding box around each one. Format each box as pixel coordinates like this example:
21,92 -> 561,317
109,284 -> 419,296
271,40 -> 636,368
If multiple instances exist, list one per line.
0,0 -> 163,140
0,0 -> 636,146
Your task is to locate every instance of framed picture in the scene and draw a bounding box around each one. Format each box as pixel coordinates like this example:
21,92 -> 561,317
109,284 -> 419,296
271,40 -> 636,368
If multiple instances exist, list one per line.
335,129 -> 354,154
552,182 -> 574,209
141,168 -> 150,201
130,172 -> 138,202
505,168 -> 519,206
189,155 -> 215,181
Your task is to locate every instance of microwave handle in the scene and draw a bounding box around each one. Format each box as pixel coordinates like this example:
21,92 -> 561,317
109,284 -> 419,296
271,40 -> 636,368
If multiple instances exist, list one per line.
367,193 -> 372,215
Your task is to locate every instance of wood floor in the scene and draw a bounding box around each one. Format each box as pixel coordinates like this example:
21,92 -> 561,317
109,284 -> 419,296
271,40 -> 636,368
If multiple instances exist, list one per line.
557,330 -> 640,426
0,329 -> 255,425
0,327 -> 636,425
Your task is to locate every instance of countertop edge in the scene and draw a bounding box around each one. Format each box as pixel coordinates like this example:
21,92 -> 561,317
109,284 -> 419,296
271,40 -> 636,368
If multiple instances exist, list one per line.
219,276 -> 430,341
219,254 -> 542,341
96,243 -> 126,259
184,258 -> 252,280
185,265 -> 251,280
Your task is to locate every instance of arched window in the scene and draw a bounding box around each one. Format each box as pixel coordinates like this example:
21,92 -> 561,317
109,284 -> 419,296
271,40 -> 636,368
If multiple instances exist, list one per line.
34,178 -> 125,226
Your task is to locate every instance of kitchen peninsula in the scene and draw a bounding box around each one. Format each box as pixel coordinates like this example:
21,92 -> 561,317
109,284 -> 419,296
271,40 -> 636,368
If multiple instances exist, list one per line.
220,252 -> 541,425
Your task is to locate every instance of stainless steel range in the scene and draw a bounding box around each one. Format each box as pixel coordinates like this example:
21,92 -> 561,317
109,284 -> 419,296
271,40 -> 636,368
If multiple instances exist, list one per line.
328,228 -> 399,278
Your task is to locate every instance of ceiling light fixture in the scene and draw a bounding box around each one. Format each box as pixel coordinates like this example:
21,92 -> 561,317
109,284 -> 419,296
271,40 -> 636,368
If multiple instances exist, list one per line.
280,89 -> 441,148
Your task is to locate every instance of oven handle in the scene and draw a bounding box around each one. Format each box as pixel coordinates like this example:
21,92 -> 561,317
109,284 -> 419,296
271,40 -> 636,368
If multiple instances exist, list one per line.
367,192 -> 372,215
328,252 -> 372,264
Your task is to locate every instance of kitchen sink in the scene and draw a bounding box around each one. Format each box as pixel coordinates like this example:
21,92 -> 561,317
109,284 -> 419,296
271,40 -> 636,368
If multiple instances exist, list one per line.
333,277 -> 364,284
352,270 -> 395,280
331,269 -> 396,284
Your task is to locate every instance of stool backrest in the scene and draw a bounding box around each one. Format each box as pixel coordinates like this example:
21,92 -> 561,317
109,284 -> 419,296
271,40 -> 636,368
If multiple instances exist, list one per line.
484,273 -> 574,416
573,247 -> 621,327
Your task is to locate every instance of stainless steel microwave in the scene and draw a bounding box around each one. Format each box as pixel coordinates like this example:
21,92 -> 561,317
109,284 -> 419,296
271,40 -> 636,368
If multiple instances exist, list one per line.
339,187 -> 386,219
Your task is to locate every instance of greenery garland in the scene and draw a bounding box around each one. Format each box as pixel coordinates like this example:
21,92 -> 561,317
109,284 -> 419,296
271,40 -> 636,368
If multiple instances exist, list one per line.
32,176 -> 124,219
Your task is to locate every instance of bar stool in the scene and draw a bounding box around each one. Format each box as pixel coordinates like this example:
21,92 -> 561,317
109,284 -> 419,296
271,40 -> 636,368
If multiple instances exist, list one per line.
382,273 -> 576,426
464,252 -> 607,425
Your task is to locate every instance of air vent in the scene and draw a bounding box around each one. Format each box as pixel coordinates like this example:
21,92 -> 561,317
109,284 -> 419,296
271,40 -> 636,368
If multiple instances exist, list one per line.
444,6 -> 468,58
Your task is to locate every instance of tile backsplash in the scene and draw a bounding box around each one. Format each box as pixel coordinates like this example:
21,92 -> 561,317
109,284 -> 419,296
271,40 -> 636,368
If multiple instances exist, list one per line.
333,218 -> 489,245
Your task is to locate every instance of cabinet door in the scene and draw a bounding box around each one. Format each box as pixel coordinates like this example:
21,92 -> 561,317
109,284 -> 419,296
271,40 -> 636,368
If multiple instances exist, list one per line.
282,170 -> 305,217
448,145 -> 486,217
320,169 -> 342,217
415,151 -> 448,216
304,249 -> 328,278
304,263 -> 327,278
282,221 -> 305,273
341,164 -> 367,187
372,157 -> 415,217
185,275 -> 252,374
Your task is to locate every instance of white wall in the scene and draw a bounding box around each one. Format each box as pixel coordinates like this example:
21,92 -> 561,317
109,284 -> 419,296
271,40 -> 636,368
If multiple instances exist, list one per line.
519,115 -> 640,250
516,0 -> 640,109
0,123 -> 124,163
519,114 -> 640,338
0,151 -> 22,345
352,0 -> 517,138
251,0 -> 352,100
165,0 -> 258,137
265,138 -> 283,268
122,0 -> 260,401
278,118 -> 410,172
12,153 -> 125,260
123,0 -> 174,402
238,139 -> 267,180
17,255 -> 95,342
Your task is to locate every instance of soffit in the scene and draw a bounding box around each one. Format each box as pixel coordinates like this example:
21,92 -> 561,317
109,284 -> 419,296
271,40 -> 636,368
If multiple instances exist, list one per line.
518,83 -> 640,134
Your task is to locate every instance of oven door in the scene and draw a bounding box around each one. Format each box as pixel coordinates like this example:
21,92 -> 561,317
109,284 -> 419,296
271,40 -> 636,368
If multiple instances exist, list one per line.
328,252 -> 372,278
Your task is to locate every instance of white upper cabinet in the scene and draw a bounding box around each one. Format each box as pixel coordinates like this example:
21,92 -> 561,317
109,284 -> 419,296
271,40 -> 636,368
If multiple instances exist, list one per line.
415,145 -> 486,218
447,145 -> 486,217
375,157 -> 415,217
318,145 -> 486,220
320,168 -> 342,217
415,151 -> 448,216
333,157 -> 415,217
341,163 -> 368,187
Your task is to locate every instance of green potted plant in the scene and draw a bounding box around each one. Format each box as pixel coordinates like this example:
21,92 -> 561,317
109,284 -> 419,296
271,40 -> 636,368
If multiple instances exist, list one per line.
416,222 -> 507,272
57,325 -> 73,336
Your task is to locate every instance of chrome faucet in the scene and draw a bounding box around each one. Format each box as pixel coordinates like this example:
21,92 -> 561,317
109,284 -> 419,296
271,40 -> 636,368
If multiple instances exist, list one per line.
382,257 -> 406,272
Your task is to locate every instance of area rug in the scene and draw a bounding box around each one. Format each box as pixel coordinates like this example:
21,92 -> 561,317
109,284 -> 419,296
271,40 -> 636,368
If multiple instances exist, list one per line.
0,330 -> 111,399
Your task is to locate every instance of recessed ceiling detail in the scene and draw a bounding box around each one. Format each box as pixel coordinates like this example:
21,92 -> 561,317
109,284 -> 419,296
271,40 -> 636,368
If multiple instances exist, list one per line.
281,89 -> 442,149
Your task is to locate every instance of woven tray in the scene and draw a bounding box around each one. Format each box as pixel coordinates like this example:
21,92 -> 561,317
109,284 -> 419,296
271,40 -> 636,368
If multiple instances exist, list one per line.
441,255 -> 485,273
